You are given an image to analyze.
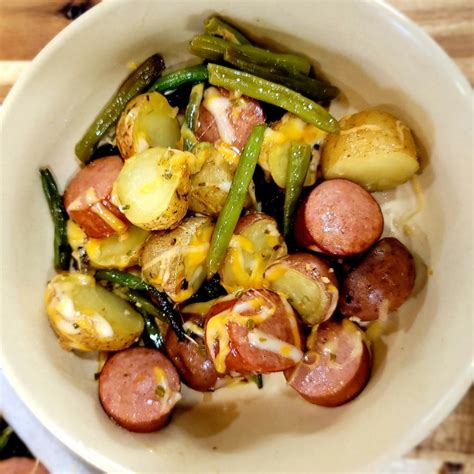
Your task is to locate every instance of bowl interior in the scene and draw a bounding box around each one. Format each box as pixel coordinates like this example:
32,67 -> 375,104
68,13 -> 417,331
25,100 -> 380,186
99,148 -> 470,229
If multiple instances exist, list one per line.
0,0 -> 472,472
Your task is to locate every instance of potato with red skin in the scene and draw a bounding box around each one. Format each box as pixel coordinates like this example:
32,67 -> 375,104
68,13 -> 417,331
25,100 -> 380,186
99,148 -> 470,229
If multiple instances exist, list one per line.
294,178 -> 383,256
339,237 -> 416,321
205,289 -> 303,376
165,310 -> 219,392
64,155 -> 128,238
98,347 -> 181,432
219,213 -> 287,293
264,253 -> 338,326
196,87 -> 266,151
285,319 -> 372,407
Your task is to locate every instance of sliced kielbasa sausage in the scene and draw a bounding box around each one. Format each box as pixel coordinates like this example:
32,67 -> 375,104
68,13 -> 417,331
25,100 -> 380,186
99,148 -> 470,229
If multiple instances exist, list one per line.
64,155 -> 128,238
196,87 -> 266,151
285,319 -> 371,407
165,311 -> 219,392
98,347 -> 181,432
294,178 -> 383,256
0,458 -> 48,474
205,289 -> 303,376
339,237 -> 416,321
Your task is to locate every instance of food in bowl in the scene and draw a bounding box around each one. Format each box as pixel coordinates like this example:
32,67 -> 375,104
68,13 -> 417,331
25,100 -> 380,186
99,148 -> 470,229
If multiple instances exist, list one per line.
40,16 -> 420,433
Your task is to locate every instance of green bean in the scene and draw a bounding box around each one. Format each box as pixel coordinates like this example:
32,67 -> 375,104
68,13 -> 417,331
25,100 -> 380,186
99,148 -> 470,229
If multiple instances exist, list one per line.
189,35 -> 311,76
249,374 -> 264,389
224,48 -> 338,101
206,125 -> 266,278
187,274 -> 227,304
182,82 -> 205,151
40,168 -> 72,271
204,16 -> 251,45
95,269 -> 185,341
75,54 -> 165,163
125,290 -> 165,350
0,426 -> 13,450
207,64 -> 339,133
189,35 -> 228,62
124,290 -> 168,323
283,142 -> 312,236
148,64 -> 208,93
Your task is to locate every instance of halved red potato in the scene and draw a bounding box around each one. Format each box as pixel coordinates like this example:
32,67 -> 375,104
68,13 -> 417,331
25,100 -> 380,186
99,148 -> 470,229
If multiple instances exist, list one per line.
165,306 -> 219,392
205,289 -> 303,376
99,347 -> 181,432
219,213 -> 287,293
196,87 -> 266,151
264,253 -> 338,326
285,319 -> 371,407
294,178 -> 383,256
64,155 -> 129,239
140,216 -> 214,303
116,92 -> 181,159
339,237 -> 416,321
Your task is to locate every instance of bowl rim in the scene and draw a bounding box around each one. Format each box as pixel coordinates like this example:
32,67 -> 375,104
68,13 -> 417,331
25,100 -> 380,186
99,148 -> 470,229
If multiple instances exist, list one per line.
0,0 -> 472,472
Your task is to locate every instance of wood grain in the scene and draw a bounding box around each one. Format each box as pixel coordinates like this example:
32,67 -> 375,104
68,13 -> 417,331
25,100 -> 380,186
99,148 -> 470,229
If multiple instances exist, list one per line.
0,1 -> 472,472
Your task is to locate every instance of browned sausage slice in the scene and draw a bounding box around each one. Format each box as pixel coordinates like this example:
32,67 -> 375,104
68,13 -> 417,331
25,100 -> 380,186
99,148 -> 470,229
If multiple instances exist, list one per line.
64,155 -> 129,239
205,289 -> 303,375
285,319 -> 371,407
196,87 -> 266,151
295,179 -> 383,256
165,311 -> 219,392
98,347 -> 181,432
339,237 -> 416,321
0,458 -> 48,474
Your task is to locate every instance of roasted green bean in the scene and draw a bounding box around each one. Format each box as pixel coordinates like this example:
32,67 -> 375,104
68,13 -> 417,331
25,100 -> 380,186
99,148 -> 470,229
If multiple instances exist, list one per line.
39,168 -> 72,271
149,64 -> 208,93
204,16 -> 251,45
207,64 -> 339,133
94,269 -> 185,341
75,54 -> 165,163
206,125 -> 266,278
224,47 -> 338,101
189,35 -> 311,76
182,82 -> 205,151
283,142 -> 312,235
125,290 -> 165,350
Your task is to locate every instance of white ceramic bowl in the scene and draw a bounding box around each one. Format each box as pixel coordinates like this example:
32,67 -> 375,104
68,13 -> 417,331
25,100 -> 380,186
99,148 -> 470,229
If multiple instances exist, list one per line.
1,0 -> 472,472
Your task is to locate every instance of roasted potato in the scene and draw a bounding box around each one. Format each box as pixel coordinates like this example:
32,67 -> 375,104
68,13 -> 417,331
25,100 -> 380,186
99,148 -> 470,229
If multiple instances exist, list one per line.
67,220 -> 149,270
116,92 -> 181,159
321,109 -> 419,191
339,237 -> 416,321
188,143 -> 236,217
264,253 -> 338,325
141,216 -> 214,303
44,273 -> 144,351
115,147 -> 191,231
219,213 -> 288,292
258,113 -> 327,188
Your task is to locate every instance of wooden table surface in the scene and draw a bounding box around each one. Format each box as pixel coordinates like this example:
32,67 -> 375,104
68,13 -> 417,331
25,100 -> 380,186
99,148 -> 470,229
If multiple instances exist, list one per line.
0,1 -> 472,473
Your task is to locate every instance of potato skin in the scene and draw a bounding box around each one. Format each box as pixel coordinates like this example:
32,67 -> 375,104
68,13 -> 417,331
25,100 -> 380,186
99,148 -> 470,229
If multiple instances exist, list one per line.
141,216 -> 213,302
321,109 -> 419,191
264,253 -> 338,326
339,237 -> 416,321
